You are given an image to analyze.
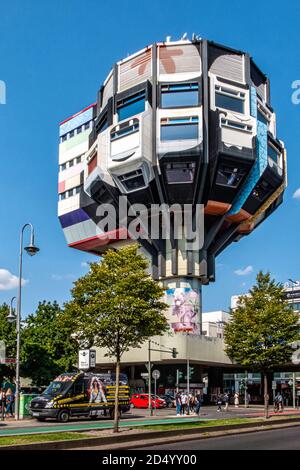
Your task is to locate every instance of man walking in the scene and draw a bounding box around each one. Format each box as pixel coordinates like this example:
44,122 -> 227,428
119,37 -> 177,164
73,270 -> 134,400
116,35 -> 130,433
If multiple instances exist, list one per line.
175,391 -> 182,416
195,391 -> 202,416
223,393 -> 230,411
181,391 -> 188,415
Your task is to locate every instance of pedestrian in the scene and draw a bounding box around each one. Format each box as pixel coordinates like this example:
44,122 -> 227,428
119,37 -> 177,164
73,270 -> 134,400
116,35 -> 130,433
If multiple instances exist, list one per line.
180,392 -> 188,415
195,391 -> 202,416
189,394 -> 195,414
216,394 -> 223,412
275,392 -> 283,412
246,392 -> 251,407
223,392 -> 229,412
5,388 -> 14,418
0,388 -> 6,419
175,391 -> 182,416
234,392 -> 239,408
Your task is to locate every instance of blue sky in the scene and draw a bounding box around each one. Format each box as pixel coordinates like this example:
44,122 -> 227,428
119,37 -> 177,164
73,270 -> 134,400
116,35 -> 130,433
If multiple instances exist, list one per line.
0,0 -> 300,316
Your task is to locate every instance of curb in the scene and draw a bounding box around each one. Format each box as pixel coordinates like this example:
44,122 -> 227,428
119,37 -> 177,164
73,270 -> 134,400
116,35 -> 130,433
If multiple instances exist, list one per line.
1,417 -> 300,450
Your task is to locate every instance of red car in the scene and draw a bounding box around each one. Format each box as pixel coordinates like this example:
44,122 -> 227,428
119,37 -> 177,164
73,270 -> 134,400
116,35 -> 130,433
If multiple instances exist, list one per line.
130,394 -> 166,409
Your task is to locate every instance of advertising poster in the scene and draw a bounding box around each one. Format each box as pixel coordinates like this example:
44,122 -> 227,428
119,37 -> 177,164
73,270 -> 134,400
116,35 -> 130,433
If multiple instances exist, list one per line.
166,287 -> 201,334
87,376 -> 107,403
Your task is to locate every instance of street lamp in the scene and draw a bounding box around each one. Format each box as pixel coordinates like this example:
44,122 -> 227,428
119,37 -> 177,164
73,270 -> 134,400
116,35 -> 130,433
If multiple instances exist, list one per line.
7,297 -> 17,323
11,224 -> 39,420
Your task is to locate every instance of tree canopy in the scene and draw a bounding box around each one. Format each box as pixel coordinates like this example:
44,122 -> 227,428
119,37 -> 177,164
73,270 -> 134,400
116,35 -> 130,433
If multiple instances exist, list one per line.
65,244 -> 169,360
224,271 -> 300,371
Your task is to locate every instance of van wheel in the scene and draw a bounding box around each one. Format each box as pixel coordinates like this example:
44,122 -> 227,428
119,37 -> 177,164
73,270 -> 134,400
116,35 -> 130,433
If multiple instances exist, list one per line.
57,409 -> 70,423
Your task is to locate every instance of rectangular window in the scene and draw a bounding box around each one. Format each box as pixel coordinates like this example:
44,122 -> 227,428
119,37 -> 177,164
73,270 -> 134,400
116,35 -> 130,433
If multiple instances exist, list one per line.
60,163 -> 67,172
117,91 -> 145,122
221,118 -> 252,132
118,169 -> 145,192
61,135 -> 67,143
160,117 -> 198,141
76,156 -> 82,164
84,121 -> 90,130
69,159 -> 74,168
69,130 -> 75,138
161,83 -> 199,108
216,165 -> 246,188
75,186 -> 81,194
215,85 -> 245,114
77,126 -> 82,134
111,119 -> 139,141
59,192 -> 66,201
67,189 -> 74,198
165,162 -> 196,184
268,144 -> 280,165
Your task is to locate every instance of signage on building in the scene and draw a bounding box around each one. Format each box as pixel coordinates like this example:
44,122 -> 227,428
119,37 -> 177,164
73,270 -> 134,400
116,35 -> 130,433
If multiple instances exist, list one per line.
285,289 -> 300,300
78,349 -> 96,370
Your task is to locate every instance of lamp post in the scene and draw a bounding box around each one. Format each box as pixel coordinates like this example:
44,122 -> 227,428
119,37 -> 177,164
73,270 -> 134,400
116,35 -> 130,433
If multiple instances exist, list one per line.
7,224 -> 39,420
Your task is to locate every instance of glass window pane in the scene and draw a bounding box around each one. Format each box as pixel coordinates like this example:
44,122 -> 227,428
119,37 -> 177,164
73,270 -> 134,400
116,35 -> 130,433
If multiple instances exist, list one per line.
117,93 -> 145,121
166,163 -> 196,184
215,92 -> 244,113
161,90 -> 199,108
268,145 -> 279,164
161,123 -> 198,141
122,175 -> 145,192
216,166 -> 245,188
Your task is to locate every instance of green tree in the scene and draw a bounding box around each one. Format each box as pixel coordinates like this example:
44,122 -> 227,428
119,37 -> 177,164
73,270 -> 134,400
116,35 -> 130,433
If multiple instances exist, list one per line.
65,244 -> 169,432
0,304 -> 17,383
224,271 -> 300,418
21,301 -> 78,385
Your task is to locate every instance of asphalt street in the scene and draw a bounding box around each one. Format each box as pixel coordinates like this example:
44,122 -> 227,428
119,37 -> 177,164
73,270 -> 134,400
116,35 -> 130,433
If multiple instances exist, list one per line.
138,426 -> 300,450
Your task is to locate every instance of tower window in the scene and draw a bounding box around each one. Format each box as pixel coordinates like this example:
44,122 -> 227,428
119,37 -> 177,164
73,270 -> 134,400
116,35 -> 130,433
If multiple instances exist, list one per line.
215,85 -> 245,114
111,119 -> 139,141
160,116 -> 199,141
216,165 -> 246,188
117,91 -> 146,122
118,169 -> 146,192
161,83 -> 199,108
165,162 -> 196,184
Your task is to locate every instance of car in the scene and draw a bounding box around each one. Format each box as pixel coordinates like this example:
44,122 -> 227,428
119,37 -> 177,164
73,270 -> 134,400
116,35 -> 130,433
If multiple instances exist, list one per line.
130,393 -> 166,409
159,394 -> 175,408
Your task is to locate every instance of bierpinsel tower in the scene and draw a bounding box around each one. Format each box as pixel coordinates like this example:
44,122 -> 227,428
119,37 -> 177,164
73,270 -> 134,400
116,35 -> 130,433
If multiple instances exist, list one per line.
58,36 -> 286,337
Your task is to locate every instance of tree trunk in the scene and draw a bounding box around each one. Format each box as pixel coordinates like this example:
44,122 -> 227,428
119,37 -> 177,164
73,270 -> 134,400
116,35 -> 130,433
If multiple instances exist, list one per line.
113,359 -> 120,433
263,372 -> 269,419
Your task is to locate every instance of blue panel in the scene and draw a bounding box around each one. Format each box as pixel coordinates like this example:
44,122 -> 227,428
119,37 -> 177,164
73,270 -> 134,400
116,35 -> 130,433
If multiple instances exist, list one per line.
59,208 -> 90,229
228,87 -> 268,215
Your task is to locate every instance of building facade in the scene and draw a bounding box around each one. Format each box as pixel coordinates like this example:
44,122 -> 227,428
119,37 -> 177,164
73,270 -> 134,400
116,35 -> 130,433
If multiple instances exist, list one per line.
58,36 -> 287,399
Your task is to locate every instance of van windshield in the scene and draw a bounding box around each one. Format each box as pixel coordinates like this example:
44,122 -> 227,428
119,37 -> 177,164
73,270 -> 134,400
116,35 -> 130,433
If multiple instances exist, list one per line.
43,375 -> 74,397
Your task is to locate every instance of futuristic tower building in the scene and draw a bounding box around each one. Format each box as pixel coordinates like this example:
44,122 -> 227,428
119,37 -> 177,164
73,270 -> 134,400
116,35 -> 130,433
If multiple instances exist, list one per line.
58,38 -> 286,336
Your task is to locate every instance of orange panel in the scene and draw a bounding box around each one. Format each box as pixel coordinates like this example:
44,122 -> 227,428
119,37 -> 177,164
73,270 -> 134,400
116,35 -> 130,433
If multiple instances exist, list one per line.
204,200 -> 231,216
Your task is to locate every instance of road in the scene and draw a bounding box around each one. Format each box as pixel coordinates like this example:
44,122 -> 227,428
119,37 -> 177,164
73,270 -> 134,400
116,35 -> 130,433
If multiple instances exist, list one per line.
138,426 -> 300,450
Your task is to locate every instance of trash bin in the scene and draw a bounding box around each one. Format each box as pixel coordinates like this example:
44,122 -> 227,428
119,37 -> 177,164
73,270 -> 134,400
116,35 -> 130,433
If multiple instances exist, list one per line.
19,394 -> 38,419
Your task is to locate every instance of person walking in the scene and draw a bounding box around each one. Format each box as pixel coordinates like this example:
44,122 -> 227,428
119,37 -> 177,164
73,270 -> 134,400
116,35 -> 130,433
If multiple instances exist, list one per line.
234,392 -> 239,408
216,394 -> 223,412
223,392 -> 229,412
180,392 -> 188,415
175,391 -> 182,416
195,391 -> 202,416
0,389 -> 6,420
5,388 -> 14,418
275,392 -> 283,412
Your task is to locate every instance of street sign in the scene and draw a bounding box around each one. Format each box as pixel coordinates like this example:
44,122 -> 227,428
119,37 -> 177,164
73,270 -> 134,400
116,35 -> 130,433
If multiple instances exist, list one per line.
0,358 -> 16,364
145,363 -> 153,371
288,380 -> 293,386
78,349 -> 96,370
152,369 -> 160,380
272,380 -> 277,390
141,372 -> 149,379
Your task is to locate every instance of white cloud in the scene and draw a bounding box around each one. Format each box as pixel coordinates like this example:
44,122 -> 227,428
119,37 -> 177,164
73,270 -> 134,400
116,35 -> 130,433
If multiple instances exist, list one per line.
234,265 -> 253,276
51,274 -> 75,281
0,269 -> 28,291
293,188 -> 300,199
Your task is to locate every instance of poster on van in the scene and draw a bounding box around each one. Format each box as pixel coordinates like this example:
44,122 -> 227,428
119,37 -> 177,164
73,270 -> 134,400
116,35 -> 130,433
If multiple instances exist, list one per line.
87,376 -> 107,403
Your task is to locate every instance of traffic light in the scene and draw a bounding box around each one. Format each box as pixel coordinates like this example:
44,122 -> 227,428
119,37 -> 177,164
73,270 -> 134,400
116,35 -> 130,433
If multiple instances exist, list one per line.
189,366 -> 195,377
172,348 -> 178,358
178,370 -> 184,380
